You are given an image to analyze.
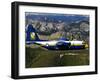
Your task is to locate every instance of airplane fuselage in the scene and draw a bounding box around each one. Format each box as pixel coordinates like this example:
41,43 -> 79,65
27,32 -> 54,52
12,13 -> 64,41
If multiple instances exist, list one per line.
28,40 -> 85,50
35,40 -> 83,46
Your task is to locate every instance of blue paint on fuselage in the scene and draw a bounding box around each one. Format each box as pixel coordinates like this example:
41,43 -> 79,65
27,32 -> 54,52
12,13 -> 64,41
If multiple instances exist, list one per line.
43,45 -> 84,50
70,45 -> 84,50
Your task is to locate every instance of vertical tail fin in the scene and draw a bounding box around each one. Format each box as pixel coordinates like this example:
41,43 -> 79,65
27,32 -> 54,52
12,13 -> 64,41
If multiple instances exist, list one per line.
26,24 -> 40,42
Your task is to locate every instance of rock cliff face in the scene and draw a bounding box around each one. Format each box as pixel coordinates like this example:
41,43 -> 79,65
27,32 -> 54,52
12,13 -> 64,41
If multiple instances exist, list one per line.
25,14 -> 89,42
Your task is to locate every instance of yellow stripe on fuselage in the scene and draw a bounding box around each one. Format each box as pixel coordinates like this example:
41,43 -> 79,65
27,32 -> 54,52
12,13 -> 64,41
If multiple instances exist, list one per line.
71,44 -> 84,46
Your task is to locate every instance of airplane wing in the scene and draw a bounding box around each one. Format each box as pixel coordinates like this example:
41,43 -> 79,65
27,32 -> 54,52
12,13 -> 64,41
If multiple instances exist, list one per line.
56,41 -> 71,47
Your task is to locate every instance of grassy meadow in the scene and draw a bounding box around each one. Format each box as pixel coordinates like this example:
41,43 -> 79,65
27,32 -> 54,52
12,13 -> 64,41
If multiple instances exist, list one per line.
25,45 -> 89,68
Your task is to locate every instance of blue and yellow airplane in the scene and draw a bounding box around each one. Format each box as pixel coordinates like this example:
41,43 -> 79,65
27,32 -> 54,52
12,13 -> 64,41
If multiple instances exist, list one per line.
26,24 -> 86,50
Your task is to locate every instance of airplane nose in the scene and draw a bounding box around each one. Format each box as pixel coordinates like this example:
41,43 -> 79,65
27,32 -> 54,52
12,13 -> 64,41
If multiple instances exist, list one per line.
82,41 -> 89,48
82,41 -> 86,45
